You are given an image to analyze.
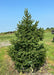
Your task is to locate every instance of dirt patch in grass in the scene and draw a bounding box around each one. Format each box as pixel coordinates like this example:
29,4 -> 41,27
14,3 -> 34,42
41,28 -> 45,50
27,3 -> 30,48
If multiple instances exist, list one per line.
4,54 -> 18,75
45,42 -> 52,45
47,59 -> 54,66
0,41 -> 11,48
45,42 -> 54,47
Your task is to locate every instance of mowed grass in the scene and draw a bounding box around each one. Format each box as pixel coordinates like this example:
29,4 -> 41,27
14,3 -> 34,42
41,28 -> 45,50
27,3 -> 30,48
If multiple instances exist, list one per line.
0,33 -> 15,42
0,31 -> 54,74
43,31 -> 54,74
0,47 -> 18,75
0,47 -> 8,75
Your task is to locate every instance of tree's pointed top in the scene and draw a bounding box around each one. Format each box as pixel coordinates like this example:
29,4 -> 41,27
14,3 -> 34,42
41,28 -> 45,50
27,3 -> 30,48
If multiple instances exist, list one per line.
24,8 -> 28,17
24,8 -> 31,19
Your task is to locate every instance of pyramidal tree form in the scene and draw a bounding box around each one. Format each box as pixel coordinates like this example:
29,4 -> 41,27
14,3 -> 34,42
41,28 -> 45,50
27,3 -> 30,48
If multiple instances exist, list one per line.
9,9 -> 46,73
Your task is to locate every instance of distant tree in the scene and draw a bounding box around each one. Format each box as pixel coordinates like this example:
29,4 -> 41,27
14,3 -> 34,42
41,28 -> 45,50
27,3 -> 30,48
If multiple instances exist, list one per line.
46,27 -> 54,32
46,27 -> 50,29
9,9 -> 46,73
51,27 -> 54,30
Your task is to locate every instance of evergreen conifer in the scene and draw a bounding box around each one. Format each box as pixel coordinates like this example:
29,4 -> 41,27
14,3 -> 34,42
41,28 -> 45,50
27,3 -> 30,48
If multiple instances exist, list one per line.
9,9 -> 46,73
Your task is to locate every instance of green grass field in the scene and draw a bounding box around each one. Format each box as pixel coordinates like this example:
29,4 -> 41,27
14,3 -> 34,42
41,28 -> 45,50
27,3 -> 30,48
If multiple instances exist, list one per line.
0,33 -> 15,42
0,31 -> 54,75
44,32 -> 54,74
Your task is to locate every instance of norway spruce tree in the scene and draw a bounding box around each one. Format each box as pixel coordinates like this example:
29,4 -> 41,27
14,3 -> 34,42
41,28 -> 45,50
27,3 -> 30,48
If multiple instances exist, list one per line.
9,9 -> 46,72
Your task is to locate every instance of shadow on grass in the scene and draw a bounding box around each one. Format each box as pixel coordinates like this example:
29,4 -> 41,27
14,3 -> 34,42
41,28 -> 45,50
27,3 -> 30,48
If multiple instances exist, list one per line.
52,40 -> 54,42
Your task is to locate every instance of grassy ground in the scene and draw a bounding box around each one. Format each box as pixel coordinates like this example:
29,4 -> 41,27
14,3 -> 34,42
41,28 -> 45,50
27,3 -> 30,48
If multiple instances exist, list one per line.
0,47 -> 18,75
0,33 -> 15,42
0,31 -> 54,75
43,32 -> 54,74
40,31 -> 54,74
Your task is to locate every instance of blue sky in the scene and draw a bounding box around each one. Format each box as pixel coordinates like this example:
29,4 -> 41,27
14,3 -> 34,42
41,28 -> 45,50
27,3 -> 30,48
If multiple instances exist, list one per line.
0,0 -> 54,32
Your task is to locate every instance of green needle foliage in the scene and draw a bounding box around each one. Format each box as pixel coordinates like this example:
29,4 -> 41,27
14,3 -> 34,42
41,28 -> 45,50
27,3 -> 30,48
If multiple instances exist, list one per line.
9,9 -> 46,73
